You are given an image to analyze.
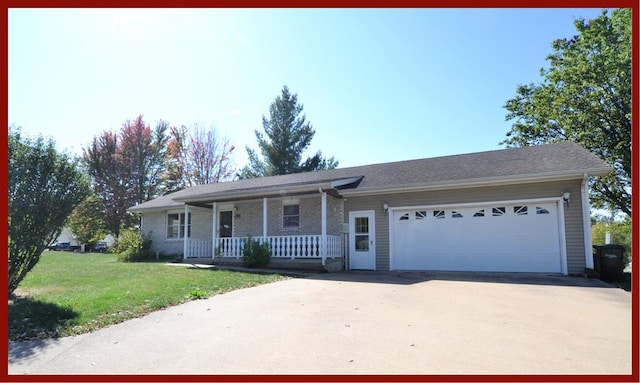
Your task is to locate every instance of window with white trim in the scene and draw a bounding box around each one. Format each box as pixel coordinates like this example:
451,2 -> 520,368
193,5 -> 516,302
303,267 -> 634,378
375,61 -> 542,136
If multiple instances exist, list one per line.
283,204 -> 300,229
166,212 -> 191,239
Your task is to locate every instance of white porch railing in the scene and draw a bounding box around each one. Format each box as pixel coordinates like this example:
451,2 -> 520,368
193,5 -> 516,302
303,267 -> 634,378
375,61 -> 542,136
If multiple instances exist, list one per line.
185,235 -> 342,264
186,239 -> 213,258
209,235 -> 342,263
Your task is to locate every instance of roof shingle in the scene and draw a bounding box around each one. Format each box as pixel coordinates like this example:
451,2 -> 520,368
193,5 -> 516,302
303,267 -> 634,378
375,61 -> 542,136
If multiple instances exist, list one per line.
130,142 -> 610,212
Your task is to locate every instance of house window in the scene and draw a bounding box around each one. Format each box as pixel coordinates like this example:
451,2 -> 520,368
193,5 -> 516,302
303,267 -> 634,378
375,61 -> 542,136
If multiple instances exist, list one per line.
283,204 -> 300,229
433,210 -> 445,219
452,211 -> 463,218
399,213 -> 410,221
166,212 -> 191,239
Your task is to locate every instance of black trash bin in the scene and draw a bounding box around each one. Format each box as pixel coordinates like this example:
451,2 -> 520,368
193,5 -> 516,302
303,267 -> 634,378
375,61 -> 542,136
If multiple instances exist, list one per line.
592,244 -> 626,282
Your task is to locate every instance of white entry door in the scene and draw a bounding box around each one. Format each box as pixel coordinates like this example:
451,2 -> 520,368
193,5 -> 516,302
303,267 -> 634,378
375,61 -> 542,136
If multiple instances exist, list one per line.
349,211 -> 375,270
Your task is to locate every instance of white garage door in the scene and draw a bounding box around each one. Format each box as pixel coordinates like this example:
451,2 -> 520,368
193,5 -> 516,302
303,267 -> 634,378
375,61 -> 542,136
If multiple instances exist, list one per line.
391,202 -> 563,273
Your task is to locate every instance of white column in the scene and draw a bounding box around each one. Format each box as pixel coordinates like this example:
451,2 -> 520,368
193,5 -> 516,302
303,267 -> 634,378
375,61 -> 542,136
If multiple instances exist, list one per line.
263,198 -> 268,239
582,175 -> 594,269
321,192 -> 327,266
212,202 -> 217,259
183,204 -> 189,260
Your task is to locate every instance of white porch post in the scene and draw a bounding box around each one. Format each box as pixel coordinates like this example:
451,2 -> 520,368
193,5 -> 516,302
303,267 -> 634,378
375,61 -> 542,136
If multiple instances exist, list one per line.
321,191 -> 327,266
183,204 -> 189,260
263,198 -> 268,240
212,202 -> 217,259
582,174 -> 594,269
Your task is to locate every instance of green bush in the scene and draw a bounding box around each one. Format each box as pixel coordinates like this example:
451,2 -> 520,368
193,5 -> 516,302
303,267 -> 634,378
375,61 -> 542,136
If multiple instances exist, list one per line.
241,237 -> 271,268
114,229 -> 153,262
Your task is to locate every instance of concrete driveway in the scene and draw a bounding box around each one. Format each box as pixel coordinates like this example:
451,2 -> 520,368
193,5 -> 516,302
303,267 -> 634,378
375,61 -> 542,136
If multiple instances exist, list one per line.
8,271 -> 632,375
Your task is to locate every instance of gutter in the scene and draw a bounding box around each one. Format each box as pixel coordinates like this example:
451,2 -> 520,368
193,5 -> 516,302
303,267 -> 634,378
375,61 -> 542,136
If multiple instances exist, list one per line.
173,176 -> 364,204
173,181 -> 337,204
340,168 -> 612,197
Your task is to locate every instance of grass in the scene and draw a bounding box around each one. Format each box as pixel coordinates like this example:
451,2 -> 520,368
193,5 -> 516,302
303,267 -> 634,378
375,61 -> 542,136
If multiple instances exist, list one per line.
9,252 -> 285,341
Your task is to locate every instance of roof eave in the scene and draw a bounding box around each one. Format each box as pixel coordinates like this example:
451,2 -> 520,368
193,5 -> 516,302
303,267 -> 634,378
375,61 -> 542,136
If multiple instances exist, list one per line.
128,203 -> 183,214
173,181 -> 335,204
340,168 -> 612,197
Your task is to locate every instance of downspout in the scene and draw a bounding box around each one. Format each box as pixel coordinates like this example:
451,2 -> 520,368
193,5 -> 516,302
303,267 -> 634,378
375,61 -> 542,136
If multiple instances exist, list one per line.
320,188 -> 327,266
582,173 -> 594,270
212,202 -> 217,259
183,204 -> 189,260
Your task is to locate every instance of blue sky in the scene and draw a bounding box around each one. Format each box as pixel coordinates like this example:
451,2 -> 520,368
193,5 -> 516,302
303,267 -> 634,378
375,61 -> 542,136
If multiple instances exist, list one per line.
8,8 -> 608,170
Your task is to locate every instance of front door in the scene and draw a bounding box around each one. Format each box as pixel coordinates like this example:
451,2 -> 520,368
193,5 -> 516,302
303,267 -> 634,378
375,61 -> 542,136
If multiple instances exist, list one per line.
219,210 -> 233,238
349,211 -> 375,270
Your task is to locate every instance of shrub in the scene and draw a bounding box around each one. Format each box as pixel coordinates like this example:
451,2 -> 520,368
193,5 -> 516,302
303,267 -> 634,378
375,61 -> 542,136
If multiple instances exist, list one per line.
241,237 -> 271,268
114,229 -> 153,262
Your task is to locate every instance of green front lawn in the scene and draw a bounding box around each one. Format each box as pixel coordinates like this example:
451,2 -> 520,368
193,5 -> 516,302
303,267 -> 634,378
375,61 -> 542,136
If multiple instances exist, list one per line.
9,252 -> 285,341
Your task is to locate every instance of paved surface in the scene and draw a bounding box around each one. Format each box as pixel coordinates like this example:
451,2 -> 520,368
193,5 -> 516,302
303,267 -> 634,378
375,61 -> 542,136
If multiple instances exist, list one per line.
8,271 -> 632,375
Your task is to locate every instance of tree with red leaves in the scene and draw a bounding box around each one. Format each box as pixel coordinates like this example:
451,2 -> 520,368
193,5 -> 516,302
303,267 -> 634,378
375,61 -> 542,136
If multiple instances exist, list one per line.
163,123 -> 235,192
83,115 -> 168,237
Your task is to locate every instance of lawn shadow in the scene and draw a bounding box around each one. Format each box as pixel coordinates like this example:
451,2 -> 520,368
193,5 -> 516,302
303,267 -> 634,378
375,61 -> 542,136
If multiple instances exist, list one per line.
8,296 -> 78,361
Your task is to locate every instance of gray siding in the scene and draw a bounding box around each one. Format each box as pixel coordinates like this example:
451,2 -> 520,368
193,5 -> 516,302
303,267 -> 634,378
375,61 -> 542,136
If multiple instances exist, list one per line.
344,180 -> 586,274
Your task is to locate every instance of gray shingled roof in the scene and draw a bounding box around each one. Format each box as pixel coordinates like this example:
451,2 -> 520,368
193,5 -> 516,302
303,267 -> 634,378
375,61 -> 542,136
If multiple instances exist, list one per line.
129,142 -> 610,212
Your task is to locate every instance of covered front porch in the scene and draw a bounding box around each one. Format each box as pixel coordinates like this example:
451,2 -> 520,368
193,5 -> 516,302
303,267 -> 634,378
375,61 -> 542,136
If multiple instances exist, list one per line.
180,190 -> 345,267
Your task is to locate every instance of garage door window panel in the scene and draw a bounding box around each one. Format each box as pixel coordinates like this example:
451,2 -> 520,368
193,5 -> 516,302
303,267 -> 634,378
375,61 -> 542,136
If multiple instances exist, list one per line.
514,206 -> 528,215
536,206 -> 550,215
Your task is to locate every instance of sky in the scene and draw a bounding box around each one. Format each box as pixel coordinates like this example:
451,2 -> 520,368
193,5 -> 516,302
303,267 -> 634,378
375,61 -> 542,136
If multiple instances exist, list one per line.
8,8 -> 609,171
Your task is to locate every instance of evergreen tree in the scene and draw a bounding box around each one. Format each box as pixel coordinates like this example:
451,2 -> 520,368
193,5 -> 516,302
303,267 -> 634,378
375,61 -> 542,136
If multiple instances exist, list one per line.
239,86 -> 337,178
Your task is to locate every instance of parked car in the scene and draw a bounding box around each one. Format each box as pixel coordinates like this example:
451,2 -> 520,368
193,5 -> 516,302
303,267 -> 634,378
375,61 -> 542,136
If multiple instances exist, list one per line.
91,242 -> 108,253
47,242 -> 81,252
